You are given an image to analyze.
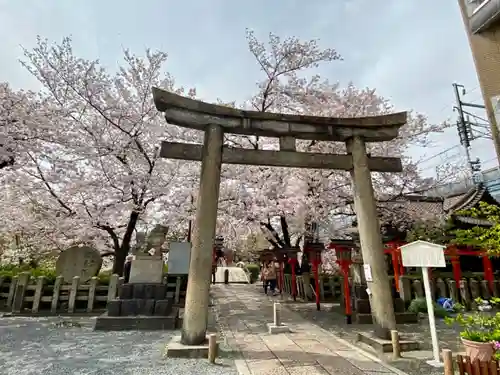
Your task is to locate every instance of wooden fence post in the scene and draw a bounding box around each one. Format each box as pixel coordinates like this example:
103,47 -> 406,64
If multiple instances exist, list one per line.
87,276 -> 98,312
442,349 -> 453,375
6,276 -> 18,309
68,276 -> 80,313
12,272 -> 30,313
32,276 -> 45,313
107,274 -> 119,303
51,276 -> 63,313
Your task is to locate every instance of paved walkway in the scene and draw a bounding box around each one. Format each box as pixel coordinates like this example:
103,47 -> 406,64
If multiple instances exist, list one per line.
212,284 -> 408,375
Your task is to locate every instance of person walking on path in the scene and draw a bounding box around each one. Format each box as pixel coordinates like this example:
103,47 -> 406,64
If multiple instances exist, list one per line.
262,263 -> 269,294
264,262 -> 278,296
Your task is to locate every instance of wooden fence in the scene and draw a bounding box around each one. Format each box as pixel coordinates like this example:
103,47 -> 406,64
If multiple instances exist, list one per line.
443,350 -> 500,375
282,274 -> 342,302
0,272 -> 186,314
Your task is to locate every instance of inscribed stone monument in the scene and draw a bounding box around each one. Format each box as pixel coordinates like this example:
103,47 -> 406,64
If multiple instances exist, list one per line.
55,245 -> 103,282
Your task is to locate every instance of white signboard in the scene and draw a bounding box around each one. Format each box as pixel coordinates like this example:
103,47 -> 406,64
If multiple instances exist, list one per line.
167,242 -> 191,275
399,240 -> 446,367
363,264 -> 373,282
400,240 -> 446,268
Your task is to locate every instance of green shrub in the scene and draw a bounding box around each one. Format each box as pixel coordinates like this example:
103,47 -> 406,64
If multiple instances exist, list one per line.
245,263 -> 260,283
408,297 -> 450,318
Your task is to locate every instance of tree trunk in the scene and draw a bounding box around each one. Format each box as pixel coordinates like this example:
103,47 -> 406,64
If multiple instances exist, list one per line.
112,245 -> 127,276
112,210 -> 140,276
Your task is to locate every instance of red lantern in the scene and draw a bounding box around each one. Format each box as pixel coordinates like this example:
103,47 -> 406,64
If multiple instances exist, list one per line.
304,242 -> 324,311
333,244 -> 353,324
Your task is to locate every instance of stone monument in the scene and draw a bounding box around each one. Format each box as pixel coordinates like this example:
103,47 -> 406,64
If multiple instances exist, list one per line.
129,224 -> 168,283
95,224 -> 179,331
55,245 -> 102,282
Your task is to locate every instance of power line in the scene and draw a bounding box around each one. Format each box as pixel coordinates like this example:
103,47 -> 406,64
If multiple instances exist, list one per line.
419,145 -> 461,164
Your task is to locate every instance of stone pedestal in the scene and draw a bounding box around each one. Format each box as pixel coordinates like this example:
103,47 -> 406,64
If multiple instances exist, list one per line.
343,284 -> 418,325
129,255 -> 164,283
94,283 -> 179,331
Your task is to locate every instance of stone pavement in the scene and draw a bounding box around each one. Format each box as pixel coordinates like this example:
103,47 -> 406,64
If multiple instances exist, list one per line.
212,284 -> 409,375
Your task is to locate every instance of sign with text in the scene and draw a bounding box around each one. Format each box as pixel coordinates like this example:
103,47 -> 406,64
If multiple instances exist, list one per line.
400,240 -> 446,268
168,242 -> 191,275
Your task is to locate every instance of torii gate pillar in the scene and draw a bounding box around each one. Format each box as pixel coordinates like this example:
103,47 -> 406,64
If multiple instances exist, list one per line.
181,124 -> 223,345
347,136 -> 396,339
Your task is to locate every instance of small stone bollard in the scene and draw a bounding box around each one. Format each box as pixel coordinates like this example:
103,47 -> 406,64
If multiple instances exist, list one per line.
274,302 -> 281,327
224,269 -> 229,284
267,302 -> 290,334
391,330 -> 401,359
208,333 -> 218,364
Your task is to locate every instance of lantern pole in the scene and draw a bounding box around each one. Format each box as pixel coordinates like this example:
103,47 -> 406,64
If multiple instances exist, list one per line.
333,244 -> 353,324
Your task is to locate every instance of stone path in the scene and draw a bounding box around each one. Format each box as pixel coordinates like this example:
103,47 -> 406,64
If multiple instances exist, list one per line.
212,284 -> 408,375
214,267 -> 250,283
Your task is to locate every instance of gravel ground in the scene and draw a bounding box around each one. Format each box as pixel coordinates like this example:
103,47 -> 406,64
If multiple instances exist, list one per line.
0,316 -> 238,375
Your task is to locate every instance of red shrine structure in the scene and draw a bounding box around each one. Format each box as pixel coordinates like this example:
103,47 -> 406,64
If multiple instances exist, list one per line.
377,183 -> 500,294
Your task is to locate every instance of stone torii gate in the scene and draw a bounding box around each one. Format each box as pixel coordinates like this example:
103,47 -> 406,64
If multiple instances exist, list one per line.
152,87 -> 407,345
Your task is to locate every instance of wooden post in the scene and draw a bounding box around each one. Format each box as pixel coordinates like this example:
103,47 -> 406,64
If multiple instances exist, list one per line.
449,246 -> 462,286
32,276 -> 45,313
391,330 -> 401,359
68,276 -> 80,313
51,276 -> 63,313
442,349 -> 453,375
12,272 -> 30,313
107,274 -> 119,303
208,333 -> 218,364
87,276 -> 98,312
482,254 -> 494,293
6,276 -> 18,309
390,245 -> 400,292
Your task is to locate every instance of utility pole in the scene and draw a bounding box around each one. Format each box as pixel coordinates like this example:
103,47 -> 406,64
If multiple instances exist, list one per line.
453,83 -> 483,183
456,0 -> 500,167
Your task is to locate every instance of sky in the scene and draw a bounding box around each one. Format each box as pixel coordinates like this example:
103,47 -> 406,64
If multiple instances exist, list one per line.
0,0 -> 497,177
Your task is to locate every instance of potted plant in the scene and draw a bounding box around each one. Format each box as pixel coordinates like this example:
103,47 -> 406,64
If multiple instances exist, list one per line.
445,312 -> 500,361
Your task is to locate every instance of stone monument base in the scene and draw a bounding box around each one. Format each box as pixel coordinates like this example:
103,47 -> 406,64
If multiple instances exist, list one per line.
94,283 -> 180,331
165,335 -> 217,358
356,332 -> 420,353
343,284 -> 418,325
129,255 -> 164,283
266,323 -> 290,334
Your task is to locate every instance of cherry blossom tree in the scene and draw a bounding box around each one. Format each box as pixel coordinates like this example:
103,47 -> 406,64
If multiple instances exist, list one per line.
219,30 -> 449,251
2,37 -> 198,274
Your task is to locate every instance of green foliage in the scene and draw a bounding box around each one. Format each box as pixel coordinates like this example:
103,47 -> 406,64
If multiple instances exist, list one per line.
445,311 -> 500,342
452,202 -> 500,254
406,219 -> 453,244
245,263 -> 260,283
407,297 -> 450,318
